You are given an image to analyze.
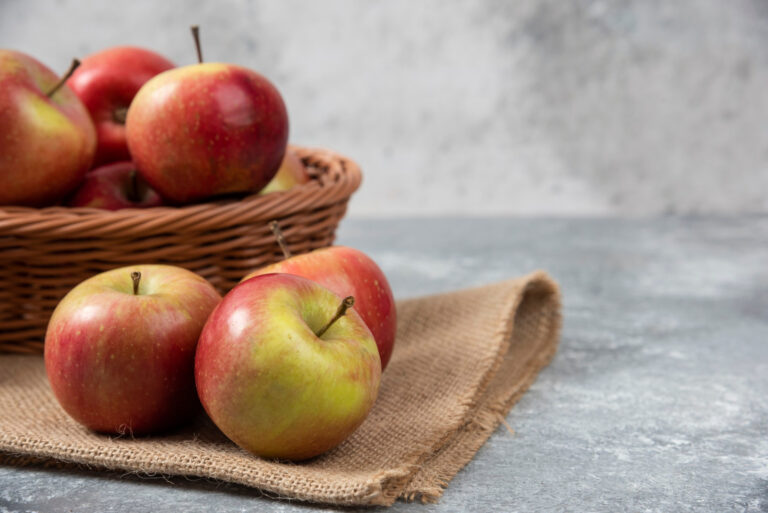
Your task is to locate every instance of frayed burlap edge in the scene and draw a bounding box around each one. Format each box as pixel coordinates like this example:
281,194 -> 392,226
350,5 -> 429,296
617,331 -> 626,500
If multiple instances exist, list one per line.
373,272 -> 561,504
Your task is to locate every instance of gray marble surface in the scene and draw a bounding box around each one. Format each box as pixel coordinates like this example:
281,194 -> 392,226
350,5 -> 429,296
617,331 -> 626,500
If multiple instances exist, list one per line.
2,217 -> 767,512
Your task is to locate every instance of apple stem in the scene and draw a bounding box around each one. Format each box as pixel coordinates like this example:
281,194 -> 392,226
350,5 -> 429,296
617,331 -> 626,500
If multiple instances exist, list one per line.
131,271 -> 141,295
46,58 -> 81,98
113,107 -> 128,124
127,169 -> 140,203
191,25 -> 204,64
316,296 -> 355,338
269,220 -> 292,259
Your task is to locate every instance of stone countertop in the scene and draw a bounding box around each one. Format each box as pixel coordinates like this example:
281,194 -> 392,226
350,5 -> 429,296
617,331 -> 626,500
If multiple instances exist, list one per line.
1,217 -> 767,512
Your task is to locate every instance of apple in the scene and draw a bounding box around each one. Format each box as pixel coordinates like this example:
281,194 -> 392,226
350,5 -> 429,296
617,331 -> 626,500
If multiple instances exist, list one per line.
0,51 -> 96,206
242,239 -> 397,370
195,273 -> 381,460
259,145 -> 309,194
66,161 -> 164,210
125,27 -> 289,204
45,265 -> 221,435
67,46 -> 175,167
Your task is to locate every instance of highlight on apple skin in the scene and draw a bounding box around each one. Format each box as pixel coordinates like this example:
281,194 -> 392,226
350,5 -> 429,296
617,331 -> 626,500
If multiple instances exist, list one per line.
44,265 -> 222,435
195,273 -> 381,461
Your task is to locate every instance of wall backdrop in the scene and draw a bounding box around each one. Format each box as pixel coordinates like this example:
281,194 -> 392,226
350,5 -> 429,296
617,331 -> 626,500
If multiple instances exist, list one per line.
2,0 -> 766,217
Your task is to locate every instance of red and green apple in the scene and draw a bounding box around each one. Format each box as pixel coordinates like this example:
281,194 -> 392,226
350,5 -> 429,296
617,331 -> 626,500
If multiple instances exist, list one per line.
0,51 -> 96,206
67,46 -> 175,166
195,273 -> 381,460
45,265 -> 221,435
125,28 -> 288,204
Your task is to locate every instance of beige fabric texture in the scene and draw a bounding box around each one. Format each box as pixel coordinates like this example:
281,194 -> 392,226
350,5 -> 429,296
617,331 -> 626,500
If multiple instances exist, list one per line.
0,271 -> 561,506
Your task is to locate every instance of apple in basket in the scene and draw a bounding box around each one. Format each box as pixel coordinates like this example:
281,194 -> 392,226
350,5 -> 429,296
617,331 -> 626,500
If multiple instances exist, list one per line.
126,26 -> 288,204
0,51 -> 96,206
259,145 -> 310,194
45,265 -> 221,435
242,223 -> 397,370
67,46 -> 175,167
67,161 -> 164,210
195,273 -> 381,460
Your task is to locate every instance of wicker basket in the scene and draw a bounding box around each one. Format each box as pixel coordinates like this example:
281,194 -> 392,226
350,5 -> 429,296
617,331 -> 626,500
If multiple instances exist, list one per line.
0,146 -> 361,355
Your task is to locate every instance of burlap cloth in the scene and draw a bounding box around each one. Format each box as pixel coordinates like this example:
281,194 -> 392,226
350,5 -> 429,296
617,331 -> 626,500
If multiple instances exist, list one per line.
0,271 -> 561,506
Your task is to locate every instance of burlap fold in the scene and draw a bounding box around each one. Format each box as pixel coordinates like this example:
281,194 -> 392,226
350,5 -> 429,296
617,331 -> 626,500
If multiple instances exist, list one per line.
0,271 -> 561,506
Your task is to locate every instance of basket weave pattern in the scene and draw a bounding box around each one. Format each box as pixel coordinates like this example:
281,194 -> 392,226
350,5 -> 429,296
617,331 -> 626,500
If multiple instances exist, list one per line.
0,147 -> 361,355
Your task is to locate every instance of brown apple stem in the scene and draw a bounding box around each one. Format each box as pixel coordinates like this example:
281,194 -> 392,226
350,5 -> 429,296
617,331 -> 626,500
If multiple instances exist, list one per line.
191,25 -> 203,63
131,271 -> 141,295
112,107 -> 128,124
269,220 -> 292,259
316,296 -> 355,338
127,169 -> 139,203
46,58 -> 81,98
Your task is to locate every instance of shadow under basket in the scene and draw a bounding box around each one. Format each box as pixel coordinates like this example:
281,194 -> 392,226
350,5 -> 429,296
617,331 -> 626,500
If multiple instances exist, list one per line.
0,146 -> 362,355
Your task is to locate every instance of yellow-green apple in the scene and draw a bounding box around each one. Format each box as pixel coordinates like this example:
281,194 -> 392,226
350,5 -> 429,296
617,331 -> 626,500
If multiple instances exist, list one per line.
67,161 -> 164,210
44,265 -> 221,435
195,273 -> 381,460
242,242 -> 397,370
0,51 -> 96,206
259,145 -> 309,194
125,29 -> 288,204
67,46 -> 175,166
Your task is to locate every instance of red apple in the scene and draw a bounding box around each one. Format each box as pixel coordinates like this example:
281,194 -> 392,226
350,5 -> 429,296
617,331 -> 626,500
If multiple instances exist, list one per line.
259,145 -> 309,194
67,46 -> 175,167
45,265 -> 221,435
195,273 -> 381,460
0,51 -> 96,206
67,161 -> 163,210
125,62 -> 289,204
242,245 -> 397,370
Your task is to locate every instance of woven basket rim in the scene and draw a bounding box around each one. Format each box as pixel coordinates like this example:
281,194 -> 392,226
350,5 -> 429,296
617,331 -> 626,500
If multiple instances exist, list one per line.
0,146 -> 361,237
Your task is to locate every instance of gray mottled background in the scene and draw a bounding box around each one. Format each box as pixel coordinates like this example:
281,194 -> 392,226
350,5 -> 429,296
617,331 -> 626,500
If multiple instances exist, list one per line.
2,0 -> 767,216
